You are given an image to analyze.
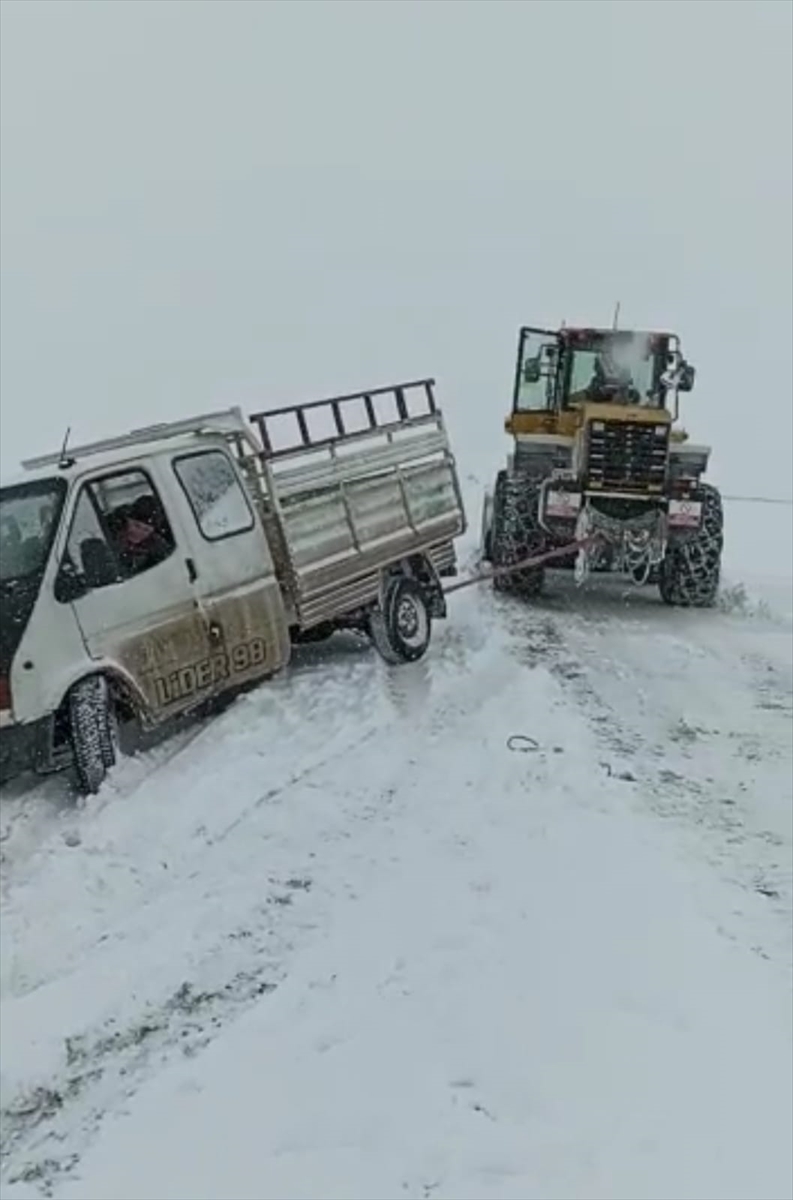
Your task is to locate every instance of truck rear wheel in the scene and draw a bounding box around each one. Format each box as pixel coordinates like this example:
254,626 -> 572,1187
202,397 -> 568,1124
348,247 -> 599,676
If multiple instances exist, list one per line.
368,576 -> 432,665
69,675 -> 117,795
659,484 -> 723,607
491,472 -> 546,598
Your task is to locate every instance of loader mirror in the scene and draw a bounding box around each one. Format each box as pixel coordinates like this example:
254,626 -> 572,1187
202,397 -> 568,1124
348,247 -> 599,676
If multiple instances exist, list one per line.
522,357 -> 542,384
678,362 -> 696,392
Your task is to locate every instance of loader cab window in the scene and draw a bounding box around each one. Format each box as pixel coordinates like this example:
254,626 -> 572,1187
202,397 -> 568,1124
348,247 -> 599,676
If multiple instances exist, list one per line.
61,470 -> 176,594
567,349 -> 603,404
565,334 -> 660,407
514,329 -> 559,411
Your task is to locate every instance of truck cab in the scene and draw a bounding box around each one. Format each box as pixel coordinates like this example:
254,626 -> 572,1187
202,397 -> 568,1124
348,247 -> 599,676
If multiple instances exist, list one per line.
1,427 -> 291,789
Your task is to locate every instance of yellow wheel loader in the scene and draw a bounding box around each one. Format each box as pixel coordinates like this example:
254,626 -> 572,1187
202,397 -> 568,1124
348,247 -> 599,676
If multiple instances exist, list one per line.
481,325 -> 723,606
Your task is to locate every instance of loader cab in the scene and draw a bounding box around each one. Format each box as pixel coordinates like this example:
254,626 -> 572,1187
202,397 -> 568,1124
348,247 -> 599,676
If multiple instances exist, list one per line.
512,326 -> 695,418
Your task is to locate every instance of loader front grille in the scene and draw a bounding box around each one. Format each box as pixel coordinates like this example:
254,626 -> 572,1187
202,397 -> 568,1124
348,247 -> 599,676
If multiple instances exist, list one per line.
585,419 -> 668,492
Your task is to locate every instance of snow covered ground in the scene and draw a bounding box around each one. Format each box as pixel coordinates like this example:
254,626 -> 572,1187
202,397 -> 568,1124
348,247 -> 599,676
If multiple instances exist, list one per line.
1,496 -> 791,1200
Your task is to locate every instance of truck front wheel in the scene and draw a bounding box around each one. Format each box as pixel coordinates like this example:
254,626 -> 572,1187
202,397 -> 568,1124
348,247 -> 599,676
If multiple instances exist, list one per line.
69,675 -> 117,795
368,576 -> 432,665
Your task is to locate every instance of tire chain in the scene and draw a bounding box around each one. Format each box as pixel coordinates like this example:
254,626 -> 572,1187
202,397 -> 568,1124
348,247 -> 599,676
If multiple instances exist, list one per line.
660,484 -> 724,607
492,471 -> 547,598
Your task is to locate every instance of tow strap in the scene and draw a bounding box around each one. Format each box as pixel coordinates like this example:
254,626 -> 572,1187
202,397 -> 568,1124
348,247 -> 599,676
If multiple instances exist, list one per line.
442,534 -> 603,596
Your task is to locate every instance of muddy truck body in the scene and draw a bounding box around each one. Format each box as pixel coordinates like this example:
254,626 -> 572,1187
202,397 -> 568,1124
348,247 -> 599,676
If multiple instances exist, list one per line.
0,380 -> 466,792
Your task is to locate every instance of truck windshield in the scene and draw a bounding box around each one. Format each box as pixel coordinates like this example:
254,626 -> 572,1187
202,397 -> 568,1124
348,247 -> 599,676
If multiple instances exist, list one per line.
0,478 -> 66,584
567,334 -> 659,406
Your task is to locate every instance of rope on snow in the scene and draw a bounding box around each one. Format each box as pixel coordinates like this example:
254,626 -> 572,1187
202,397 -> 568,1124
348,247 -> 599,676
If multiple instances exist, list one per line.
506,735 -> 541,753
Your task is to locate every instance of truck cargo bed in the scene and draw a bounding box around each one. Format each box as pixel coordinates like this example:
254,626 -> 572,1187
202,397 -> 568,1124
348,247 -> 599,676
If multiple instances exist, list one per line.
247,380 -> 466,628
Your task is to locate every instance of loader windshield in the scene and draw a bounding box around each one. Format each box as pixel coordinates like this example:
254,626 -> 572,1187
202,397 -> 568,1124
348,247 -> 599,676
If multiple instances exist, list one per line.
566,333 -> 660,407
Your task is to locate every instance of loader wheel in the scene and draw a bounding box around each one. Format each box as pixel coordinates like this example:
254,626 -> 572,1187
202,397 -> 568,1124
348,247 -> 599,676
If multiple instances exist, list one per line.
69,675 -> 117,795
368,576 -> 432,665
659,484 -> 723,608
491,472 -> 546,599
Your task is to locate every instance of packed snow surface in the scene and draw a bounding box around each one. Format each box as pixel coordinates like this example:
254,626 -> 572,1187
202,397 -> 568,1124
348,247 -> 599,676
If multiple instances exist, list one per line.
1,498 -> 791,1200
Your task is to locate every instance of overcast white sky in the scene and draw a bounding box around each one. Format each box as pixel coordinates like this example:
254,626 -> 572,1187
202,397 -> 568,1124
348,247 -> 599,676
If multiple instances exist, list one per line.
1,0 -> 791,495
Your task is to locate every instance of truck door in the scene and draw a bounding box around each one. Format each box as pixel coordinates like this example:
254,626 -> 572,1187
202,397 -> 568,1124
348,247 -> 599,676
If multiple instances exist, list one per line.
168,447 -> 290,692
57,466 -> 214,719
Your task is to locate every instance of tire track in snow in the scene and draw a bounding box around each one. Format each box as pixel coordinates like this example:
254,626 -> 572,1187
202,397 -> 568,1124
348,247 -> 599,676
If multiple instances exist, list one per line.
484,574 -> 793,969
0,623 -> 528,1195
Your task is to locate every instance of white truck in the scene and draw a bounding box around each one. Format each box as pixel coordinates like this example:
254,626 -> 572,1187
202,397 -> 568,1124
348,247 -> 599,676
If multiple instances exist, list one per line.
0,379 -> 466,793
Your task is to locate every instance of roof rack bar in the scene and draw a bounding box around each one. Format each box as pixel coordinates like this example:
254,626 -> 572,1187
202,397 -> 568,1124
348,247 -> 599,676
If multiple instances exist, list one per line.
21,407 -> 252,471
247,379 -> 439,463
248,377 -> 441,462
259,412 -> 442,464
250,378 -> 435,422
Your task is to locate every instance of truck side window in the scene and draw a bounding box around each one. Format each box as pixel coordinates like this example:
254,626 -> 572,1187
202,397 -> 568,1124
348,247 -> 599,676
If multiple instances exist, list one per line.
65,488 -> 115,586
66,470 -> 175,590
173,451 -> 254,541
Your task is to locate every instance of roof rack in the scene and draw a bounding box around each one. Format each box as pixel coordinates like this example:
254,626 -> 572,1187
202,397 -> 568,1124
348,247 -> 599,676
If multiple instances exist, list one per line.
21,407 -> 253,471
249,378 -> 438,460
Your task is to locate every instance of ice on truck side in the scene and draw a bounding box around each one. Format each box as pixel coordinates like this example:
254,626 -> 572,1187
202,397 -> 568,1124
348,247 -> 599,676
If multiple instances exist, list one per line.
0,380 -> 467,794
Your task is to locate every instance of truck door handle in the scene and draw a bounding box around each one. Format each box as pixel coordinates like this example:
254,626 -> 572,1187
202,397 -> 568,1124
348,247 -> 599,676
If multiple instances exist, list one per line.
185,557 -> 198,583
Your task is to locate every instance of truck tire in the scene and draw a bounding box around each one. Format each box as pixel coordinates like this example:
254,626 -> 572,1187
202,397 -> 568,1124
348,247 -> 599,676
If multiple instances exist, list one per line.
69,675 -> 117,795
491,472 -> 546,598
659,484 -> 723,608
368,576 -> 432,665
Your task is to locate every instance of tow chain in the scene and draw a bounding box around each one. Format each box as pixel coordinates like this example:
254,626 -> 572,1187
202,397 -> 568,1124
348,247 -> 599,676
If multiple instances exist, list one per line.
442,534 -> 603,596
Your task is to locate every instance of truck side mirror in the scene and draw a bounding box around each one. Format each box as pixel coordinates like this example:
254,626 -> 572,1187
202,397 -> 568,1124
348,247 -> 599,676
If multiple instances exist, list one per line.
54,560 -> 89,603
80,538 -> 119,589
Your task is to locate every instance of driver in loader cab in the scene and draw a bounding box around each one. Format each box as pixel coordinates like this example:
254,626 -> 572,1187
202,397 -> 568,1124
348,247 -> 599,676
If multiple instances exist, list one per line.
587,349 -> 640,404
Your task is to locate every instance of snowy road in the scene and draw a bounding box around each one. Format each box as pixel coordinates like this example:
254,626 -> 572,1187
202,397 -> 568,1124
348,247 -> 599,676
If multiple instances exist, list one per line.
1,504 -> 791,1200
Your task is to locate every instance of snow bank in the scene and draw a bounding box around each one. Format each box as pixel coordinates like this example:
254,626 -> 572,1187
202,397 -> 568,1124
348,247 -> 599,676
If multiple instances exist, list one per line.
1,464 -> 790,1200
